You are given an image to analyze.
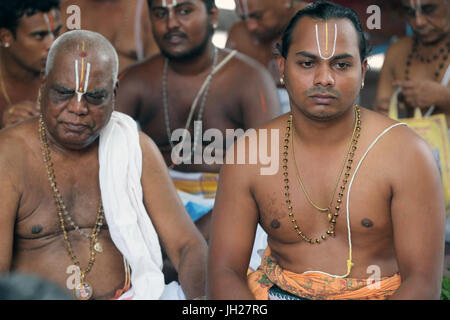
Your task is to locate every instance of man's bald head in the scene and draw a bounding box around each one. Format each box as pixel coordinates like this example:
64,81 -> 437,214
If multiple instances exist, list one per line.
45,30 -> 119,84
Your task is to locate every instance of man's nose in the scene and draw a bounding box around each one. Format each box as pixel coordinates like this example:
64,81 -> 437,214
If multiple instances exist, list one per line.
313,63 -> 335,87
67,95 -> 89,115
167,9 -> 181,30
44,33 -> 55,52
246,18 -> 259,33
413,12 -> 427,28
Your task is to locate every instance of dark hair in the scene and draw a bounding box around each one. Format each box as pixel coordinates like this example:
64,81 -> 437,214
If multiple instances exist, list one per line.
0,0 -> 60,36
147,0 -> 215,13
280,1 -> 371,61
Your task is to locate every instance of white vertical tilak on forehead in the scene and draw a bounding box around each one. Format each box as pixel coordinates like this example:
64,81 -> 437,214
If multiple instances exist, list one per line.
74,59 -> 92,102
43,13 -> 55,39
410,0 -> 422,14
162,0 -> 177,8
75,59 -> 80,98
315,23 -> 337,60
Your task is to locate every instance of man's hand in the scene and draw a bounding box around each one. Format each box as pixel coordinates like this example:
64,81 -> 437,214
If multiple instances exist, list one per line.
393,80 -> 443,109
2,100 -> 39,128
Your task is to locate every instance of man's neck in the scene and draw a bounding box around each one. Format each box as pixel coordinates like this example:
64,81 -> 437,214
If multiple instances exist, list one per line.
166,43 -> 217,76
290,105 -> 357,148
0,49 -> 41,82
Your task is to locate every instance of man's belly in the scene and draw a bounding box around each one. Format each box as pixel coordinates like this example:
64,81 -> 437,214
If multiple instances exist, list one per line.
12,229 -> 127,300
267,234 -> 399,279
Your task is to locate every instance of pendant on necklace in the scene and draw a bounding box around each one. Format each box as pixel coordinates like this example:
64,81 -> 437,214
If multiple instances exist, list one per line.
74,281 -> 93,300
94,242 -> 103,253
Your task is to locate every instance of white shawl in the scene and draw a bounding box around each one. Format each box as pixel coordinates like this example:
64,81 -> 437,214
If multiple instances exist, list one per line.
98,111 -> 165,299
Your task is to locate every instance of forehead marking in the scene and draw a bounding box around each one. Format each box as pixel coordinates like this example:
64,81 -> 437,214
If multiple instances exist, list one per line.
162,0 -> 178,8
410,0 -> 422,14
43,13 -> 55,39
315,22 -> 337,60
74,41 -> 92,102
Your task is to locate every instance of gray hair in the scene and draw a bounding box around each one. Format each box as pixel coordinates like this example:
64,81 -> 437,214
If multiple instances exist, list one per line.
45,30 -> 119,84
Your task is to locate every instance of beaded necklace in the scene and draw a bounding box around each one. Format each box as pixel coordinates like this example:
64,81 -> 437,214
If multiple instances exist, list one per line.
38,115 -> 104,299
282,106 -> 361,244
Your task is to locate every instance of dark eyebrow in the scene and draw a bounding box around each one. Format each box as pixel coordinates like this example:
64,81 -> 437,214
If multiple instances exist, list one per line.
85,88 -> 108,95
52,83 -> 74,92
295,51 -> 354,61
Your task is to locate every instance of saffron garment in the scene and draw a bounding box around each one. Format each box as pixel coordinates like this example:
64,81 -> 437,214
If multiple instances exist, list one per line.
169,169 -> 219,222
248,247 -> 401,300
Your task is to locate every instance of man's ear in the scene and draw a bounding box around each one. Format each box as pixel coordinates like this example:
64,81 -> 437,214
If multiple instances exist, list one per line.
0,28 -> 14,47
210,6 -> 219,29
114,80 -> 119,97
361,58 -> 368,87
277,56 -> 286,81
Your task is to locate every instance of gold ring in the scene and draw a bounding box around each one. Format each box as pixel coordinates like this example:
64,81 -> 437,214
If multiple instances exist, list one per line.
7,107 -> 14,114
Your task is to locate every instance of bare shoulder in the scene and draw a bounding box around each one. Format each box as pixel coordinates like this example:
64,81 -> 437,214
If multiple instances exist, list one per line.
0,118 -> 38,182
384,36 -> 414,62
220,48 -> 272,82
138,130 -> 165,169
119,54 -> 163,84
362,107 -> 435,168
226,21 -> 252,47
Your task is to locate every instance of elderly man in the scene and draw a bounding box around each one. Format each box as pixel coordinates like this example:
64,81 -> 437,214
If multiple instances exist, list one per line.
374,0 -> 450,123
117,0 -> 281,240
208,1 -> 445,300
227,0 -> 308,113
0,0 -> 62,128
0,30 -> 207,300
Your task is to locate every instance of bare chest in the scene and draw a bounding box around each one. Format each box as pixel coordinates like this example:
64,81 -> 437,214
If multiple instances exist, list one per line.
15,155 -> 103,242
253,150 -> 393,247
140,76 -> 242,147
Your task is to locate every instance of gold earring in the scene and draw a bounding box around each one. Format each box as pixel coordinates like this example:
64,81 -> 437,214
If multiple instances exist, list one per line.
280,78 -> 285,86
37,89 -> 41,105
361,82 -> 365,89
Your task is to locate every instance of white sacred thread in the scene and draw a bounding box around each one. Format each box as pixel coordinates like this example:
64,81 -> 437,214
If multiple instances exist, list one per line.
74,59 -> 91,102
315,23 -> 337,60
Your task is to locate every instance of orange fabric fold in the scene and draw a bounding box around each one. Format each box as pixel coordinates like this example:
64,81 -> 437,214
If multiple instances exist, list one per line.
248,247 -> 401,300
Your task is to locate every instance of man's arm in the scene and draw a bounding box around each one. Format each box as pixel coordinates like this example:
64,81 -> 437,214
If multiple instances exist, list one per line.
139,132 -> 207,299
0,139 -> 21,272
392,80 -> 450,111
115,66 -> 144,119
374,41 -> 398,114
207,134 -> 260,299
389,128 -> 446,299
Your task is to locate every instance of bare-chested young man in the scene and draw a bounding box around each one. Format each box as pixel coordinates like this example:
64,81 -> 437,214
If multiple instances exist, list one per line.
0,30 -> 207,300
227,0 -> 308,113
208,1 -> 445,300
0,0 -> 62,128
116,0 -> 280,240
61,0 -> 159,72
374,0 -> 450,125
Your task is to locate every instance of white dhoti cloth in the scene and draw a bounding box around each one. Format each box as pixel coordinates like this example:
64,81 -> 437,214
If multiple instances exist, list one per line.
99,111 -> 185,300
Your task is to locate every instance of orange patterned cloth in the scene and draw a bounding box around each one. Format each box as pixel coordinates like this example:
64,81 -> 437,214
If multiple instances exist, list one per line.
248,247 -> 401,300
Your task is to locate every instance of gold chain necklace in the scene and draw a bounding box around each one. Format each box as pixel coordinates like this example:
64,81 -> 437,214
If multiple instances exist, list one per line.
282,106 -> 361,244
291,106 -> 360,221
38,115 -> 104,300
